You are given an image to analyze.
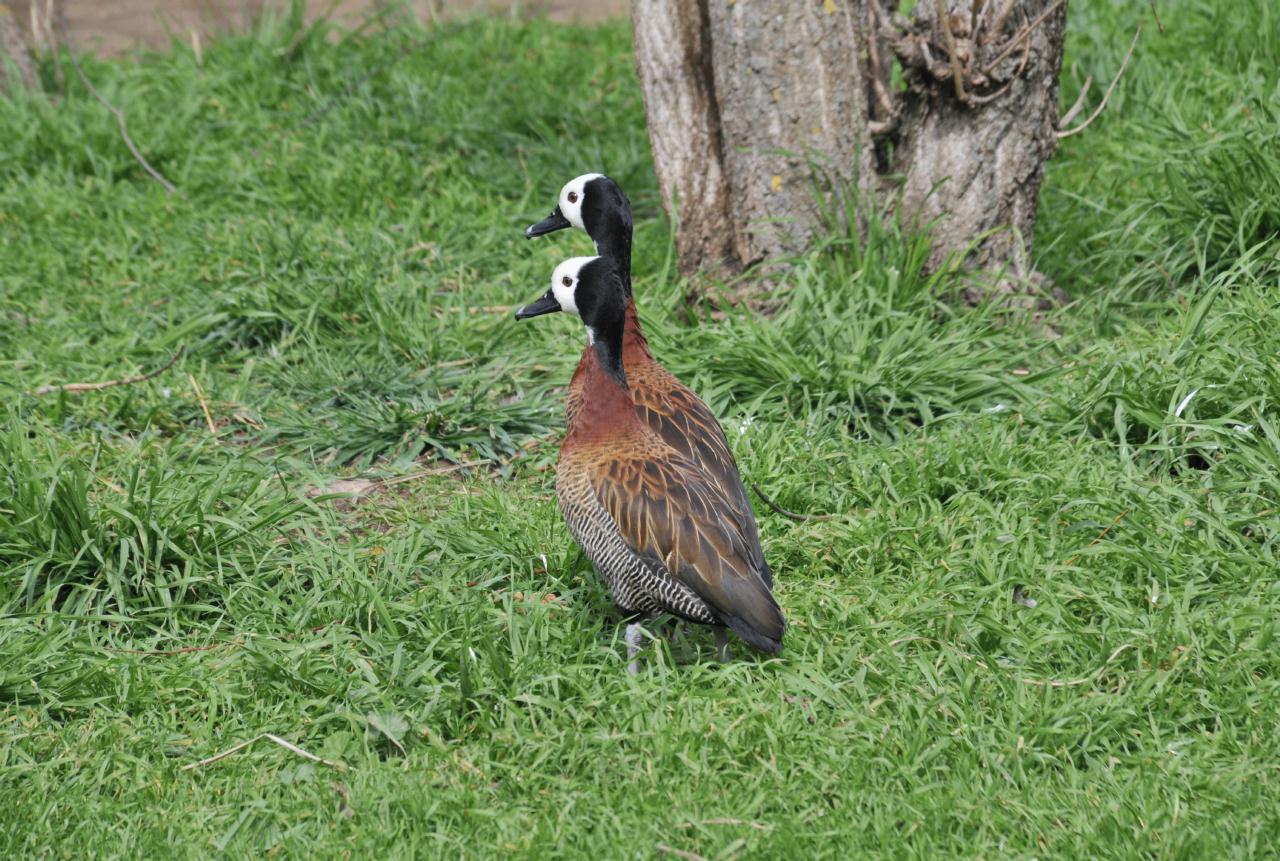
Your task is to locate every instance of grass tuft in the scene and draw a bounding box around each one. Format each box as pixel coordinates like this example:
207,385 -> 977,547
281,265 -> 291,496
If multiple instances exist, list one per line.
1,5 -> 1278,859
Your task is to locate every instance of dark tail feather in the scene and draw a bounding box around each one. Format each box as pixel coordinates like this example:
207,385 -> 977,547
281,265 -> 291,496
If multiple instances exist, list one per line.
712,568 -> 785,654
723,602 -> 785,655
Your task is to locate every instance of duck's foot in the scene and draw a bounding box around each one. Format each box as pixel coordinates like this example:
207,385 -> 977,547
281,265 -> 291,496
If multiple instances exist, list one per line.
625,623 -> 645,675
714,628 -> 733,664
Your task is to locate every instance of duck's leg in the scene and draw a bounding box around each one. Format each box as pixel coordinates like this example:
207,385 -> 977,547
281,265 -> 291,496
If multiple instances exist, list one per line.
625,623 -> 645,675
666,621 -> 688,645
714,628 -> 733,664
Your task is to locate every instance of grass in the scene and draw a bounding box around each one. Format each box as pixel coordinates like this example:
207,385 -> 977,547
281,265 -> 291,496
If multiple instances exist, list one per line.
2,2 -> 1279,857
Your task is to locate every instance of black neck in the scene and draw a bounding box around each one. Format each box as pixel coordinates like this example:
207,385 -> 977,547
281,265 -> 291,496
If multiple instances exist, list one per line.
590,317 -> 628,389
592,223 -> 633,297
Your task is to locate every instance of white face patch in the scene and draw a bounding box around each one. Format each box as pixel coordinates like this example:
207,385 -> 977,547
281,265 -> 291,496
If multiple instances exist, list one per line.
550,256 -> 598,316
559,173 -> 604,232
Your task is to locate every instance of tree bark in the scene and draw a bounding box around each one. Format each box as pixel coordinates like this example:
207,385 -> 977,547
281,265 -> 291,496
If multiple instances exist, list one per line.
631,0 -> 1069,286
629,0 -> 741,273
0,1 -> 36,92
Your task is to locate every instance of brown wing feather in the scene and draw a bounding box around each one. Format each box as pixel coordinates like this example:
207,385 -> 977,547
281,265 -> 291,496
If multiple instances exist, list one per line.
590,446 -> 784,652
630,369 -> 772,585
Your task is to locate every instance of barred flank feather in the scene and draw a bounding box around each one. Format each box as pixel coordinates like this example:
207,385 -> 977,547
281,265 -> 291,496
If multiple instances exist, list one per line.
557,461 -> 716,623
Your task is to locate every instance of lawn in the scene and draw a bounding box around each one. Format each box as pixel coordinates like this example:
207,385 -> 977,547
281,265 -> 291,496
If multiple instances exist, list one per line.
2,2 -> 1279,858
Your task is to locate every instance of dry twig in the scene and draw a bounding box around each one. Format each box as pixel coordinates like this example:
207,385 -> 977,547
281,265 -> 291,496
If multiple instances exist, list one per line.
864,0 -> 898,127
675,819 -> 771,832
306,459 -> 490,501
181,733 -> 348,772
983,0 -> 1066,74
66,49 -> 178,194
33,348 -> 184,396
180,737 -> 257,771
750,483 -> 835,523
105,641 -> 239,657
442,305 -> 516,314
1058,75 -> 1094,127
1058,24 -> 1141,138
935,0 -> 968,103
968,9 -> 1032,105
970,0 -> 987,35
379,460 -> 482,484
984,0 -> 1018,46
1061,509 -> 1130,567
656,845 -> 709,861
1149,0 -> 1165,34
189,373 -> 218,434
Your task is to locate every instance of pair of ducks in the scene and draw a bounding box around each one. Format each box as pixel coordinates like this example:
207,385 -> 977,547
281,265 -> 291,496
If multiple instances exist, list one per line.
514,174 -> 785,672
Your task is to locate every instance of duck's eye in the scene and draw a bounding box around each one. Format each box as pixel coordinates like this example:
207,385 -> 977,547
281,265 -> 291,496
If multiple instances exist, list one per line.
562,276 -> 573,287
567,191 -> 579,204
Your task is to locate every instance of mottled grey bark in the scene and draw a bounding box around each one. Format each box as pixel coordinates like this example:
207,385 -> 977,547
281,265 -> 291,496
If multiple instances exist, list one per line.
704,0 -> 876,269
0,2 -> 36,91
631,0 -> 1069,286
889,0 -> 1068,280
630,0 -> 740,273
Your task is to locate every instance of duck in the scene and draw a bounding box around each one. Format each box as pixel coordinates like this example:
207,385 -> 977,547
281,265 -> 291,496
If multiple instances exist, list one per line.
515,256 -> 785,671
525,173 -> 772,589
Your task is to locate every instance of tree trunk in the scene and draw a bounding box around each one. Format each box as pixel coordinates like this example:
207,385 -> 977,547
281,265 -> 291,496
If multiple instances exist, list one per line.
0,1 -> 36,92
629,0 -> 743,273
631,0 -> 1069,286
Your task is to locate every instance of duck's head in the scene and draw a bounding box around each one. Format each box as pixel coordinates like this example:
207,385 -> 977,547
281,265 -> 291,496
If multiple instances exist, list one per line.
525,173 -> 633,259
514,255 -> 625,344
